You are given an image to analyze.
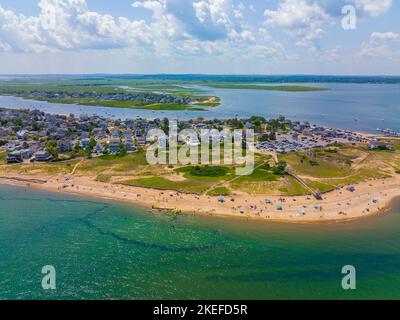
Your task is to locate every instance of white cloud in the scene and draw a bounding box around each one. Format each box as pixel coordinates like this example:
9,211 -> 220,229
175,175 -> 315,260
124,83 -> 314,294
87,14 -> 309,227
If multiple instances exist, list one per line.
264,0 -> 330,52
370,31 -> 400,43
263,0 -> 393,53
354,0 -> 392,17
132,0 -> 249,42
131,0 -> 279,58
0,0 -> 151,53
6,0 -> 394,66
264,0 -> 329,30
361,31 -> 400,58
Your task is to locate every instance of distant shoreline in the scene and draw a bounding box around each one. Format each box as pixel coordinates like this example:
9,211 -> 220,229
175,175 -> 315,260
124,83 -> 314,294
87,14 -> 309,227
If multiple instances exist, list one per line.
1,74 -> 400,83
205,84 -> 329,92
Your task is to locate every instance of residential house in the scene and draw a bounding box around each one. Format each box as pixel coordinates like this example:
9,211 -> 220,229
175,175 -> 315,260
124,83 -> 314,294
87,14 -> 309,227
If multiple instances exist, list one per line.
17,130 -> 29,140
80,114 -> 89,121
20,149 -> 33,160
0,127 -> 13,137
34,151 -> 53,162
6,151 -> 23,164
124,138 -> 136,153
109,138 -> 120,154
80,138 -> 90,149
94,143 -> 105,154
57,139 -> 73,153
369,141 -> 394,151
111,129 -> 121,138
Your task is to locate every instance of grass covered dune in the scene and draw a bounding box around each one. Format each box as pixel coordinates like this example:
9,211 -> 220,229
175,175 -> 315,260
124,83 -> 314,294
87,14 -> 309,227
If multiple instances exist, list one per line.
1,140 -> 400,222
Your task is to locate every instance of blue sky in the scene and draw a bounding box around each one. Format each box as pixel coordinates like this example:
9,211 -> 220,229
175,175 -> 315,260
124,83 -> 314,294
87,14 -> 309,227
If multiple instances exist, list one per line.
0,0 -> 398,74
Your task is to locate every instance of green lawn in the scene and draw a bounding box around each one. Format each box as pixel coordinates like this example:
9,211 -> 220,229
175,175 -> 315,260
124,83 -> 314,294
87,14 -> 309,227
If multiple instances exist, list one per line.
175,165 -> 228,177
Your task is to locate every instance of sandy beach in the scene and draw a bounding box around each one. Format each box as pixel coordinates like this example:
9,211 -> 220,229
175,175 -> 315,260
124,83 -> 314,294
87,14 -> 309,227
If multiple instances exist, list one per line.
1,173 -> 399,223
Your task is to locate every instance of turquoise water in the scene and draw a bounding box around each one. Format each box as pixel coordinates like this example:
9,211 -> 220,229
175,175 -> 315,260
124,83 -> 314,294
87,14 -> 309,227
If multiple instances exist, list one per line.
1,83 -> 400,133
1,184 -> 400,300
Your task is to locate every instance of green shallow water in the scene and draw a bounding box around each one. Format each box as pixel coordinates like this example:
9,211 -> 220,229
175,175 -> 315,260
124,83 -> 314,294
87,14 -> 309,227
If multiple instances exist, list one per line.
1,184 -> 400,300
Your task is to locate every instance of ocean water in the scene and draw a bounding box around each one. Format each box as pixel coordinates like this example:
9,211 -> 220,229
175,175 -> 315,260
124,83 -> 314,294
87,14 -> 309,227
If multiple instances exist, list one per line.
1,83 -> 399,133
1,184 -> 400,300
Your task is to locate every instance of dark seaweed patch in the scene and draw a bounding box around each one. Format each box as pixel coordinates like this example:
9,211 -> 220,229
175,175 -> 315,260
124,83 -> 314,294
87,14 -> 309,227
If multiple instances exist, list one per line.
80,205 -> 220,253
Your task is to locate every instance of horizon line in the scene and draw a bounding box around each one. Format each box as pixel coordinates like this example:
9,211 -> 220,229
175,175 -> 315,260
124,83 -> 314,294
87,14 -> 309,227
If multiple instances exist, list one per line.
1,73 -> 400,77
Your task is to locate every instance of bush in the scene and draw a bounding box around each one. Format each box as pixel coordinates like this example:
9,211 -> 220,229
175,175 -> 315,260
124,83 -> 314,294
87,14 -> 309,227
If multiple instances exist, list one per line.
46,140 -> 59,159
189,165 -> 228,177
272,161 -> 287,175
260,163 -> 271,170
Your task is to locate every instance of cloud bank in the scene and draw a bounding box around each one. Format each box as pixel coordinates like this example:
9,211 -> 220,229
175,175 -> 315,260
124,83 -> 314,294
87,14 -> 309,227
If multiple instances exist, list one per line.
0,0 -> 397,73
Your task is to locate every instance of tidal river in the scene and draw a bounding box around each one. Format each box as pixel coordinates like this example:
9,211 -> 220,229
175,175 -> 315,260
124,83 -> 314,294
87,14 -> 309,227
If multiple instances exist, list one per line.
0,83 -> 399,133
1,184 -> 400,299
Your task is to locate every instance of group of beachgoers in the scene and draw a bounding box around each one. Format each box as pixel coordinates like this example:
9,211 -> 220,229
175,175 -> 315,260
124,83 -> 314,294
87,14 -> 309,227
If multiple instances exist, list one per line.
3,173 -> 397,222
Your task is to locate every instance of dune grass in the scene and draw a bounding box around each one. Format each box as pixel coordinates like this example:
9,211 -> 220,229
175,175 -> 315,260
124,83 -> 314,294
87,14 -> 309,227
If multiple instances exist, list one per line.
75,151 -> 150,176
207,186 -> 231,196
119,177 -> 210,194
0,157 -> 81,175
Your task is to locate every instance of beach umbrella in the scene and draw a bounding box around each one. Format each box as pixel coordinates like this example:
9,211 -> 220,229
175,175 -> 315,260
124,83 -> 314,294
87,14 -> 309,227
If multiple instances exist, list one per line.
347,185 -> 356,192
